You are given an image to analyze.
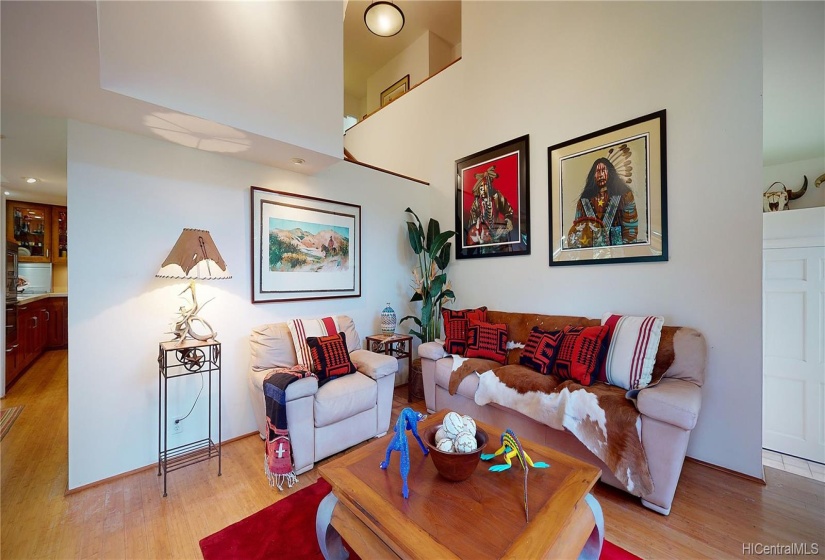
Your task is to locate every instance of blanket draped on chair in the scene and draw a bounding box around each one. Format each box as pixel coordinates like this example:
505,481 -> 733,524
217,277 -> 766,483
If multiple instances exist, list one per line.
263,366 -> 315,490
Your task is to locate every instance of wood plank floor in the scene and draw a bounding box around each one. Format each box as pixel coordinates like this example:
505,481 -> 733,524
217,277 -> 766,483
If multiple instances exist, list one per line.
2,350 -> 823,559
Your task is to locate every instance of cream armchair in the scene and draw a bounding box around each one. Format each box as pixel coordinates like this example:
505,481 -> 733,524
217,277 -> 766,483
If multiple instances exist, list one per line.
248,316 -> 397,475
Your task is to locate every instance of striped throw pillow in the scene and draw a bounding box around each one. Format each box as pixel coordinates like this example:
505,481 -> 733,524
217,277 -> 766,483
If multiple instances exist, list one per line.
287,316 -> 339,370
599,313 -> 664,390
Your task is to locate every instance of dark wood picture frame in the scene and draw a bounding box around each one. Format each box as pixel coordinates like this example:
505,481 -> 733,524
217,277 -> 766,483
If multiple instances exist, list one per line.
251,186 -> 361,303
547,110 -> 668,266
455,135 -> 530,260
380,74 -> 410,107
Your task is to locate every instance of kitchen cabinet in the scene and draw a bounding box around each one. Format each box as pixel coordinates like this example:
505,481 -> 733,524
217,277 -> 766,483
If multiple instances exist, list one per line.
5,296 -> 68,389
46,297 -> 68,348
6,201 -> 68,264
5,341 -> 22,387
7,201 -> 52,263
7,300 -> 49,389
51,206 -> 68,264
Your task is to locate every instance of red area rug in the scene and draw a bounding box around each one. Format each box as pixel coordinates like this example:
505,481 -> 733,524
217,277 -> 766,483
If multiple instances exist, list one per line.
199,478 -> 639,560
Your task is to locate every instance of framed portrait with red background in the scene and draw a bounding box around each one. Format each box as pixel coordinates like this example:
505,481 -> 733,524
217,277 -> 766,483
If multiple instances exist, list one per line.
454,135 -> 530,259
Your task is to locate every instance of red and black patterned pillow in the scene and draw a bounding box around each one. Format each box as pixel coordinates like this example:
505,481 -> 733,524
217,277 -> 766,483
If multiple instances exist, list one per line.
520,326 -> 565,374
465,319 -> 508,364
442,307 -> 488,355
306,332 -> 356,385
552,325 -> 610,386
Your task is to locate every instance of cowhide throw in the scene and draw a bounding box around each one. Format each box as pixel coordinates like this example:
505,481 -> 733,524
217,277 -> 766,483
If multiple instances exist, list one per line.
449,355 -> 502,394
474,364 -> 654,496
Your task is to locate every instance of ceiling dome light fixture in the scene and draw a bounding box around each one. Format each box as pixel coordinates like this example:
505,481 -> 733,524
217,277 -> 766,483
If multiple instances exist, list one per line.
364,1 -> 404,37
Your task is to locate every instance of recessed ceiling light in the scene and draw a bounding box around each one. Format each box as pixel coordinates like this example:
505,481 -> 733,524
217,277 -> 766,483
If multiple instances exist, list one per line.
24,177 -> 37,184
4,191 -> 9,196
291,158 -> 306,165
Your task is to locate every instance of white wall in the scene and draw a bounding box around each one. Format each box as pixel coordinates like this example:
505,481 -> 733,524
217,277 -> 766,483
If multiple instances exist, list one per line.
98,1 -> 343,159
347,1 -> 764,478
763,1 -> 825,167
428,32 -> 454,76
366,31 -> 430,114
344,92 -> 366,122
764,156 -> 825,210
66,121 -> 428,489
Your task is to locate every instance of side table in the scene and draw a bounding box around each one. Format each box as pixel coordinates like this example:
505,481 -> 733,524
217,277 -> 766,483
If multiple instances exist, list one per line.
365,333 -> 418,402
158,338 -> 222,497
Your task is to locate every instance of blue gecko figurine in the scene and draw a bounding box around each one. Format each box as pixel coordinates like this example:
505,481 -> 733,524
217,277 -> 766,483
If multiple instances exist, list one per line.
380,408 -> 428,498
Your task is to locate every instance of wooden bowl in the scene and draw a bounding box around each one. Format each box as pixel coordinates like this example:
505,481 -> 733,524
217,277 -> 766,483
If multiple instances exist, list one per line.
423,424 -> 488,481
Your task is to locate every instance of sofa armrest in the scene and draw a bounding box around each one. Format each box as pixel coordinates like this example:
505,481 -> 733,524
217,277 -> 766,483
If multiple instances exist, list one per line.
419,341 -> 447,361
350,349 -> 398,380
637,377 -> 702,431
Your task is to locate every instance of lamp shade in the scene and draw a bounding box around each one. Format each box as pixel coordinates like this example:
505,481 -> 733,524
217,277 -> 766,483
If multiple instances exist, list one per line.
364,1 -> 404,37
156,228 -> 231,280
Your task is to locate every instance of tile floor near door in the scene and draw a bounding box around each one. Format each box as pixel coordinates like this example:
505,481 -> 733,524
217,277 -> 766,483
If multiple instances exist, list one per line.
762,449 -> 825,482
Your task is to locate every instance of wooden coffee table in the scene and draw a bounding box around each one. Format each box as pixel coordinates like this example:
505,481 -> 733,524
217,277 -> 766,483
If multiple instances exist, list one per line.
316,410 -> 604,559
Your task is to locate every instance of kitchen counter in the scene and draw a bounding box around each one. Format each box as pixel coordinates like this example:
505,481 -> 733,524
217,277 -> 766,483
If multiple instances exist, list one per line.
15,293 -> 68,304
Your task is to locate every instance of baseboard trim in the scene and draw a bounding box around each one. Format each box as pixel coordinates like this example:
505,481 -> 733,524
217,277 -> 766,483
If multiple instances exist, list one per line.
685,456 -> 766,486
64,430 -> 259,495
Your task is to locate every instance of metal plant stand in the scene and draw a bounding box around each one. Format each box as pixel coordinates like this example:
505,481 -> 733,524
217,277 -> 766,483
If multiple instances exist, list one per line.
157,338 -> 221,497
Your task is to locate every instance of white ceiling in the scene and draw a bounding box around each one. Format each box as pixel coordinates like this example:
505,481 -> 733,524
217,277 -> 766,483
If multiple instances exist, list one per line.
1,1 -> 821,205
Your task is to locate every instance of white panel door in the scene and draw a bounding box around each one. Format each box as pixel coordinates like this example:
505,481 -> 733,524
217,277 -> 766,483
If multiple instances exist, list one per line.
763,245 -> 825,463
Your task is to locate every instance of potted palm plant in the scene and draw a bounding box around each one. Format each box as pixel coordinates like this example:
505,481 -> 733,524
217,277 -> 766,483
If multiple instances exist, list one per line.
399,208 -> 456,343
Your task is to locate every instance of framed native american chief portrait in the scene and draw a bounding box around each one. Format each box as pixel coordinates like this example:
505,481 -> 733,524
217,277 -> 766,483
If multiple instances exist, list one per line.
548,110 -> 668,266
455,135 -> 530,260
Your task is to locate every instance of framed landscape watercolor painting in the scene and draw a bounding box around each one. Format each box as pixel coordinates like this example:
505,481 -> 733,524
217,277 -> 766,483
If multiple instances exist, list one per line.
548,110 -> 668,266
455,135 -> 530,259
251,187 -> 361,303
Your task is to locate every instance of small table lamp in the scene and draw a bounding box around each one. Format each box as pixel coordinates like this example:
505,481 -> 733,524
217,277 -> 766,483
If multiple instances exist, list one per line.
156,228 -> 231,342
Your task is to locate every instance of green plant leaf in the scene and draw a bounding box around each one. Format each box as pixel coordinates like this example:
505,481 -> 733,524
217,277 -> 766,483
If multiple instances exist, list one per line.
430,273 -> 446,297
434,242 -> 451,270
421,299 -> 433,324
408,329 -> 425,343
405,207 -> 422,229
426,218 -> 441,253
409,292 -> 423,302
428,231 -> 456,260
405,221 -> 423,254
440,289 -> 456,301
399,315 -> 422,327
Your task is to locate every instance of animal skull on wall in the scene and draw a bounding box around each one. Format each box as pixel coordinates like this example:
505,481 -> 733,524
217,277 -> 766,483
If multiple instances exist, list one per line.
763,176 -> 808,212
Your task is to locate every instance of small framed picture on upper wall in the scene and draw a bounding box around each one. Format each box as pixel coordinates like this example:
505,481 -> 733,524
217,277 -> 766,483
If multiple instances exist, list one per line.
380,75 -> 410,107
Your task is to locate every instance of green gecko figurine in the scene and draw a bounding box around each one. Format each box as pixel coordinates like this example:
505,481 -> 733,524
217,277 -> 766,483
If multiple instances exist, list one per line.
481,429 -> 549,521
